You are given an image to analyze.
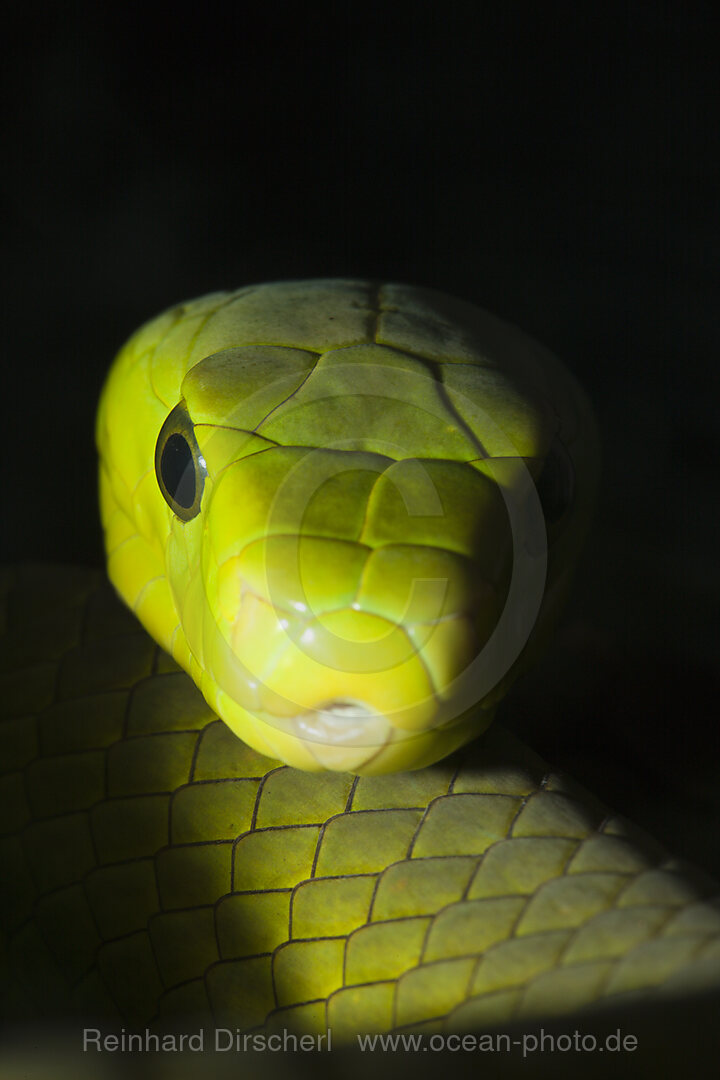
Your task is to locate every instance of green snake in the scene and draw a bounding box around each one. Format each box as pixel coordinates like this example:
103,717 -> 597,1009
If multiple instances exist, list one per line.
2,280 -> 720,1040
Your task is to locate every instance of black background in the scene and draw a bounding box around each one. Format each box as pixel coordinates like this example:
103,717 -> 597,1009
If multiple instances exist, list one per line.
2,0 -> 719,891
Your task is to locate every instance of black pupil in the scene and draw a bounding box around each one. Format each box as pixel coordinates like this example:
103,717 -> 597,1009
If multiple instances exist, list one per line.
161,433 -> 196,509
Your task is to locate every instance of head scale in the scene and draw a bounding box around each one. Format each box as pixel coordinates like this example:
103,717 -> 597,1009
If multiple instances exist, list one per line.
96,280 -> 597,773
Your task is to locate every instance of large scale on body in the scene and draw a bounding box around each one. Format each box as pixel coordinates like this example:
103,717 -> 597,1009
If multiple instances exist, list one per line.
2,281 -> 720,1037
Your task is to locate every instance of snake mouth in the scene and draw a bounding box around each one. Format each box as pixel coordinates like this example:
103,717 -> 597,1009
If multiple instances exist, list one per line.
292,699 -> 384,741
270,699 -> 395,769
252,694 -> 496,774
288,699 -> 397,758
287,704 -> 395,773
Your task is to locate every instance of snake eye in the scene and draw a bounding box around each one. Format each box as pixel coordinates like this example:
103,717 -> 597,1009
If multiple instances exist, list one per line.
536,437 -> 575,524
155,403 -> 207,521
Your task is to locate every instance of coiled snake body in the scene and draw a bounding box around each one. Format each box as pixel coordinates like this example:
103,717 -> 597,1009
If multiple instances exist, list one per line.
2,281 -> 720,1037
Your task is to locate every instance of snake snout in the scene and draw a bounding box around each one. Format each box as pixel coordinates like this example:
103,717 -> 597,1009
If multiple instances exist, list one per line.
191,446 -> 518,770
199,538 -> 506,771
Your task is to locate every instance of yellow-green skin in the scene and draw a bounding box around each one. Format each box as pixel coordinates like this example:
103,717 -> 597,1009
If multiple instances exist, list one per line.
95,280 -> 596,774
2,283 -> 720,1039
3,567 -> 720,1037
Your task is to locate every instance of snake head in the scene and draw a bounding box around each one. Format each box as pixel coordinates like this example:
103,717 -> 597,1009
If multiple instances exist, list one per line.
96,280 -> 597,773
